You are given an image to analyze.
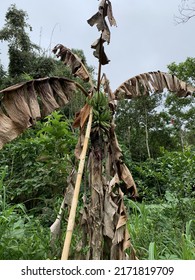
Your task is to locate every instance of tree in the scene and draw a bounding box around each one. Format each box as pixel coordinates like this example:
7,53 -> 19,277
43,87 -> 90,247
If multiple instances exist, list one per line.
0,4 -> 37,77
0,1 -> 194,260
176,0 -> 195,23
0,5 -> 61,81
168,57 -> 195,84
115,93 -> 173,161
167,59 -> 195,147
0,61 -> 6,89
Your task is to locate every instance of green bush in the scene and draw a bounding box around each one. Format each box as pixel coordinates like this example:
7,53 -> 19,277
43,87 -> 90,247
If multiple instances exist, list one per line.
0,111 -> 77,212
125,147 -> 195,202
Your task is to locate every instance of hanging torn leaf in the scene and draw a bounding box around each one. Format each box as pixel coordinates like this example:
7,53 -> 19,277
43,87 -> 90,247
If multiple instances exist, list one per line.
103,179 -> 137,260
101,73 -> 115,101
72,103 -> 91,129
52,44 -> 90,82
114,71 -> 195,99
107,0 -> 117,27
101,73 -> 116,112
107,122 -> 137,196
0,77 -> 87,149
103,181 -> 118,239
87,0 -> 109,42
87,0 -> 117,65
91,38 -> 110,65
0,109 -> 23,148
111,188 -> 131,259
87,0 -> 117,43
118,163 -> 136,193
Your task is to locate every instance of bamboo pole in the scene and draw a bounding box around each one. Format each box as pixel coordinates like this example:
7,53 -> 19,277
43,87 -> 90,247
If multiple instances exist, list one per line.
61,107 -> 93,260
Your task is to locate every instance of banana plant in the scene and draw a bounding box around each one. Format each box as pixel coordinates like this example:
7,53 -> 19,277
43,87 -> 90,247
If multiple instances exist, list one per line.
0,0 -> 194,260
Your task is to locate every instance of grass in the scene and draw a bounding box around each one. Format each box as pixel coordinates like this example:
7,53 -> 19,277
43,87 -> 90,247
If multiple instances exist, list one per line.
127,198 -> 195,260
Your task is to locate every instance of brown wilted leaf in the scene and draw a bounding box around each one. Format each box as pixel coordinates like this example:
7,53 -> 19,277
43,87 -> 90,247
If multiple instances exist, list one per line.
101,73 -> 115,101
118,163 -> 137,195
88,0 -> 107,31
0,77 -> 85,149
2,88 -> 32,129
88,0 -> 117,65
34,79 -> 60,117
52,44 -> 90,82
107,0 -> 117,27
114,71 -> 195,100
123,227 -> 138,260
0,109 -> 23,149
107,186 -> 137,259
108,121 -> 137,195
91,38 -> 110,65
25,83 -> 41,122
88,11 -> 106,33
87,0 -> 116,43
101,73 -> 116,112
110,123 -> 122,161
103,187 -> 118,239
50,78 -> 69,107
108,173 -> 120,190
73,103 -> 91,129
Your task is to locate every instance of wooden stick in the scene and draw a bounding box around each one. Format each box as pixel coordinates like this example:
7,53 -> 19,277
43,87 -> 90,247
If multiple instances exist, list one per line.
61,107 -> 93,260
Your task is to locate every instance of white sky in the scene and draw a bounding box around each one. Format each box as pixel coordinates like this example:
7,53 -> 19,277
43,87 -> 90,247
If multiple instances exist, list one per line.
0,0 -> 195,91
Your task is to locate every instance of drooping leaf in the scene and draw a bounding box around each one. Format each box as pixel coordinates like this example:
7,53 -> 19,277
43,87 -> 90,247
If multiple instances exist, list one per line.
73,103 -> 91,129
103,179 -> 137,260
101,73 -> 116,112
0,77 -> 85,149
103,175 -> 119,239
87,0 -> 116,43
101,73 -> 115,101
107,0 -> 117,27
114,71 -> 195,100
91,38 -> 110,65
109,123 -> 137,195
87,0 -> 116,65
52,44 -> 90,82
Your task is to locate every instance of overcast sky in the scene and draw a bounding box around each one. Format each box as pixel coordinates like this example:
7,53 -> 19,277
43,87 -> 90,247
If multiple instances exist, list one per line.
0,0 -> 195,91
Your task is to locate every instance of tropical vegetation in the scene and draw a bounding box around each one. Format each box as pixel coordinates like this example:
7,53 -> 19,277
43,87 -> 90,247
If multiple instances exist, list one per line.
0,4 -> 194,260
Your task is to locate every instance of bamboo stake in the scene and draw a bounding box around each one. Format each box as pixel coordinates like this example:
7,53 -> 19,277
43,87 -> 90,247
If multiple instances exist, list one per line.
61,107 -> 93,260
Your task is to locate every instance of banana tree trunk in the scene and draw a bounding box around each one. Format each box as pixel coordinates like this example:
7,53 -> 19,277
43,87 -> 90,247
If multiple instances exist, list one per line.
79,124 -> 138,260
89,132 -> 104,259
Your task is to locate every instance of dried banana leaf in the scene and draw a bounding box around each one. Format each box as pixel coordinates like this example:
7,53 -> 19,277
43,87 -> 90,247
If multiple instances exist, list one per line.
0,77 -> 85,149
114,71 -> 195,99
52,44 -> 90,82
87,0 -> 116,65
73,103 -> 91,129
87,0 -> 116,43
